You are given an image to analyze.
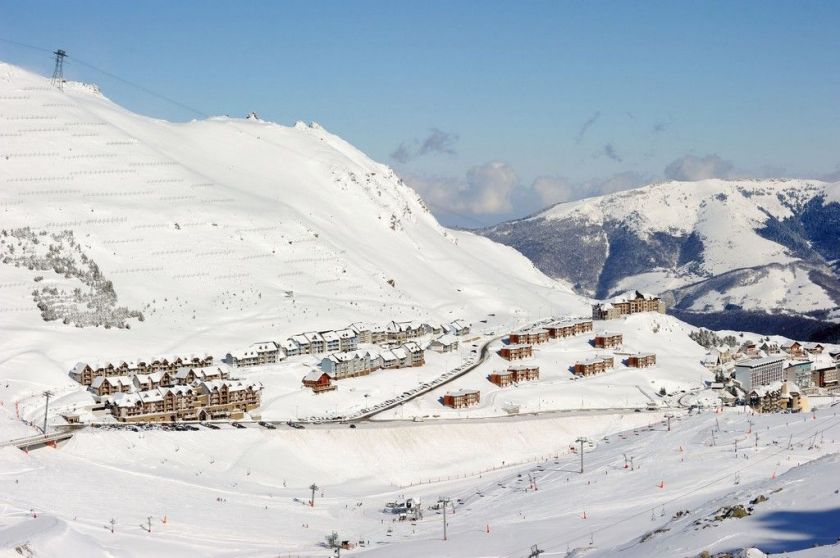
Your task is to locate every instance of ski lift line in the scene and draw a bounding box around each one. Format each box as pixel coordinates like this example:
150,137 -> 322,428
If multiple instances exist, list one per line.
502,413 -> 840,558
0,37 -> 209,118
71,58 -> 209,118
0,36 -> 53,54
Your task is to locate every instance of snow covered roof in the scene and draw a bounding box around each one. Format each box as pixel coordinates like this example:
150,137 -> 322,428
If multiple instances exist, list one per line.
508,363 -> 538,371
303,369 -> 333,382
548,318 -> 591,327
515,328 -> 549,335
380,350 -> 398,362
251,341 -> 280,352
446,389 -> 479,397
735,356 -> 785,368
749,381 -> 784,396
784,359 -> 813,369
336,328 -> 356,339
577,356 -> 612,366
611,290 -> 660,303
69,362 -> 92,376
403,341 -> 422,353
503,344 -> 532,350
595,331 -> 622,337
199,379 -> 262,393
90,375 -> 132,389
321,331 -> 340,342
133,371 -> 163,383
347,321 -> 372,333
432,334 -> 458,346
324,350 -> 374,363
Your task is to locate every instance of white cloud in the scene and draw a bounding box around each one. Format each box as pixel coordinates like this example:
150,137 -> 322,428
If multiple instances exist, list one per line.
664,154 -> 735,181
402,161 -> 518,216
531,171 -> 650,207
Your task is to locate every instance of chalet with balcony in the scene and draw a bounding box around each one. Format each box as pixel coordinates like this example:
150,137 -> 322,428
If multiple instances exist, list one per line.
173,365 -> 231,385
804,343 -> 825,355
430,334 -> 459,353
302,370 -> 337,393
592,291 -> 666,320
593,332 -> 623,349
322,331 -> 341,353
812,364 -> 839,388
508,328 -> 549,345
336,329 -> 358,351
132,371 -> 164,392
489,364 -> 540,387
626,353 -> 656,368
225,341 -> 284,367
90,375 -> 133,397
320,350 -> 379,379
404,341 -> 425,366
546,319 -> 593,339
574,355 -> 614,376
498,344 -> 533,361
282,338 -> 301,357
749,381 -> 803,413
781,341 -> 804,357
443,389 -> 480,409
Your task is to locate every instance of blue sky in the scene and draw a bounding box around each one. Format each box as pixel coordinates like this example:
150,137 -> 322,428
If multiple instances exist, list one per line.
2,1 -> 839,227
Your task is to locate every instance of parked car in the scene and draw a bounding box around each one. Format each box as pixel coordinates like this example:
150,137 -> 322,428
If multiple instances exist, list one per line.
259,421 -> 276,430
232,422 -> 246,429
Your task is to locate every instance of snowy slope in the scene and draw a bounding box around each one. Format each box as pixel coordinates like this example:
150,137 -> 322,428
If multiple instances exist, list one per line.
2,404 -> 840,557
481,178 -> 840,339
0,61 -> 583,411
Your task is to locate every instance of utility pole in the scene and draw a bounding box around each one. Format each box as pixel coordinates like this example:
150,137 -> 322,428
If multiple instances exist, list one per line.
576,437 -> 590,473
441,497 -> 450,541
664,413 -> 674,432
309,483 -> 319,507
42,390 -> 53,435
109,518 -> 116,534
146,516 -> 152,533
50,49 -> 67,91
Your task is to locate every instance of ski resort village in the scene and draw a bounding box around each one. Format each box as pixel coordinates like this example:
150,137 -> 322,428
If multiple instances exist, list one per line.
1,33 -> 840,558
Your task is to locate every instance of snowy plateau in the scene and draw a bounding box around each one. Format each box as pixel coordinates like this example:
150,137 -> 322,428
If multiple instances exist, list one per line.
481,178 -> 840,341
0,61 -> 839,558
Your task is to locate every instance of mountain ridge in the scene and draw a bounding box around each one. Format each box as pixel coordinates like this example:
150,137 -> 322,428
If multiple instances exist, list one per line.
0,60 -> 582,392
480,178 -> 840,340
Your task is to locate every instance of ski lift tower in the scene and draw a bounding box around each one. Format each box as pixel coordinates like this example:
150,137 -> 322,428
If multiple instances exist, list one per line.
51,49 -> 67,91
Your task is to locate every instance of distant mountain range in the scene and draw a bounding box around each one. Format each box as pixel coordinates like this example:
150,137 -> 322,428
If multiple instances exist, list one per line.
480,179 -> 840,341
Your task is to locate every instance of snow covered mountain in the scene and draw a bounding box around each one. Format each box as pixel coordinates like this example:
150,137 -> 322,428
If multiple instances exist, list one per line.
480,179 -> 840,340
0,60 -> 581,397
